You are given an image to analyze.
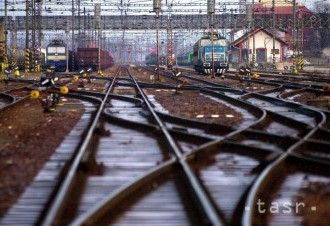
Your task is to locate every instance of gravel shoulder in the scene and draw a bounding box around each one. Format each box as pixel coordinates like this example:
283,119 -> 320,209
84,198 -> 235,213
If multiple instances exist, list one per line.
0,97 -> 83,217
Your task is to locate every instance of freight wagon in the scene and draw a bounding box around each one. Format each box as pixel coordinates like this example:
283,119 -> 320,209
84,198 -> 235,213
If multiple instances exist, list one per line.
76,48 -> 114,71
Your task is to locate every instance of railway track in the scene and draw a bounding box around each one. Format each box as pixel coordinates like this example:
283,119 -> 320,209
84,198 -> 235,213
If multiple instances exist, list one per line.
174,66 -> 330,92
0,82 -> 38,110
1,66 -> 330,225
0,93 -> 14,109
177,66 -> 330,85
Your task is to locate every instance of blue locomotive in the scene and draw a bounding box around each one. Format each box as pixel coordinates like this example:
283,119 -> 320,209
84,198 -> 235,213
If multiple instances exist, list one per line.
46,40 -> 67,72
193,34 -> 229,75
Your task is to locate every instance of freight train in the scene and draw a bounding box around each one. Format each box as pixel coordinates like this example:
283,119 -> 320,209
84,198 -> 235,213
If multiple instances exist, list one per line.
76,48 -> 114,71
193,34 -> 229,75
46,39 -> 67,72
46,40 -> 114,72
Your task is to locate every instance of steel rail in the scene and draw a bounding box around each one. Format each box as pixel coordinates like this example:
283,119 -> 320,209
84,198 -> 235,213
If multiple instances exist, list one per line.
126,67 -> 224,226
70,158 -> 176,226
0,92 -> 20,110
240,92 -> 325,127
39,68 -> 120,226
66,66 -> 223,225
176,67 -> 328,91
68,68 -> 327,225
243,91 -> 328,226
279,87 -> 330,114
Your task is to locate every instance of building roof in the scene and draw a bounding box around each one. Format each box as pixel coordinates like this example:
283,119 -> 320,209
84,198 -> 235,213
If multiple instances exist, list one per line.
258,0 -> 304,7
231,28 -> 288,47
254,3 -> 312,16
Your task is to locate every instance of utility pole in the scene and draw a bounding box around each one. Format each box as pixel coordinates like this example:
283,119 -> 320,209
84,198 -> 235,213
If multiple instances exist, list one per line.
72,0 -> 75,72
297,10 -> 304,71
83,7 -> 86,48
252,0 -> 256,68
11,15 -> 18,70
34,0 -> 43,72
153,0 -> 161,81
246,4 -> 252,66
77,0 -> 81,48
95,3 -> 102,75
25,0 -> 30,72
208,0 -> 215,78
66,18 -> 69,73
4,0 -> 8,68
292,0 -> 297,73
272,0 -> 276,69
31,0 -> 36,72
166,2 -> 173,70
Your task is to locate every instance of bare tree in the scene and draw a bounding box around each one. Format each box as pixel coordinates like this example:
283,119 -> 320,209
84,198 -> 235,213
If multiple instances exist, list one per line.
313,1 -> 330,51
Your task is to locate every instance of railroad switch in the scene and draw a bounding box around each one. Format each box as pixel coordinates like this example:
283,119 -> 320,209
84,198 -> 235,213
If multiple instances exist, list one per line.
86,68 -> 93,83
4,67 -> 11,79
253,74 -> 259,79
42,93 -> 61,113
78,68 -> 92,87
238,65 -> 252,86
46,66 -> 55,77
30,86 -> 69,113
172,69 -> 186,95
14,69 -> 20,78
41,67 -> 59,87
40,76 -> 57,87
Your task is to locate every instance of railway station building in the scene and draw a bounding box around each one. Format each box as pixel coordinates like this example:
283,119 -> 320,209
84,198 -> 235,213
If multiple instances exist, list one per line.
230,28 -> 289,67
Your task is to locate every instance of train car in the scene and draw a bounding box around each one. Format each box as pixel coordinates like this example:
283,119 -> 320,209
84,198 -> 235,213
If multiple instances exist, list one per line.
145,53 -> 157,66
193,34 -> 229,75
76,48 -> 114,71
46,39 -> 67,72
177,52 -> 193,66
